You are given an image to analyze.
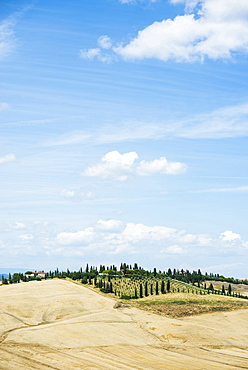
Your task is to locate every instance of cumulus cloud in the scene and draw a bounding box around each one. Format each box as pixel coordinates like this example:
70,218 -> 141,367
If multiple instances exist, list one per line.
79,48 -> 101,60
0,219 -> 247,269
137,157 -> 187,175
115,0 -> 248,62
220,230 -> 241,242
56,220 -> 209,252
79,47 -> 113,63
96,219 -> 124,232
79,36 -> 114,63
98,35 -> 112,49
57,228 -> 96,245
83,151 -> 186,180
55,221 -> 247,260
0,153 -> 16,165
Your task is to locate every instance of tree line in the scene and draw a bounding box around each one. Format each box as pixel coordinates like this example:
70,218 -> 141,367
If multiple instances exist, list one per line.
1,263 -> 247,289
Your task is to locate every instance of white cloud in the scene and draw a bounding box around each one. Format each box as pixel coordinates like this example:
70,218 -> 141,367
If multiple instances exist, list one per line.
0,153 -> 16,165
55,221 -> 247,259
57,227 -> 96,245
2,222 -> 26,231
83,150 -> 186,180
13,222 -> 26,230
79,39 -> 114,63
79,48 -> 101,60
137,157 -> 187,175
96,219 -> 124,232
162,245 -> 184,254
220,230 -> 241,242
0,102 -> 9,111
115,0 -> 248,62
98,35 -> 112,49
122,223 -> 178,242
0,219 -> 247,267
83,151 -> 138,181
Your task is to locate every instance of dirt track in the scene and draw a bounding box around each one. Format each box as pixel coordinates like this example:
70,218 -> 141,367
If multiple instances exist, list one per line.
0,279 -> 248,369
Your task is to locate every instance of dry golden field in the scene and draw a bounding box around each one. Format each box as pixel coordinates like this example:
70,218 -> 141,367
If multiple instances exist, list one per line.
0,279 -> 248,369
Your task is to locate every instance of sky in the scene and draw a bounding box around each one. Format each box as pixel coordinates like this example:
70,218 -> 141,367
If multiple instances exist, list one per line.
1,0 -> 248,277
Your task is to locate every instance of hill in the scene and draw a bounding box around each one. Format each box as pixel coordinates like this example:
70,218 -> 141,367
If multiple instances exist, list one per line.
0,279 -> 248,369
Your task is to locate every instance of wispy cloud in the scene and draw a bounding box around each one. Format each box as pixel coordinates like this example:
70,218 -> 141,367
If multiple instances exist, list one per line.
0,153 -> 16,165
0,103 -> 10,111
0,16 -> 16,60
192,186 -> 248,194
44,102 -> 248,146
178,102 -> 248,139
0,7 -> 34,61
118,0 -> 160,3
83,151 -> 187,180
60,188 -> 95,201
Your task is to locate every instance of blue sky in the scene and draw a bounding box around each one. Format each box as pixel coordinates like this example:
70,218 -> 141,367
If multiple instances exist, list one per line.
1,0 -> 248,277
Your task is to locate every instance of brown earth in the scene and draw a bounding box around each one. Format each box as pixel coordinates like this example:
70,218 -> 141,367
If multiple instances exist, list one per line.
0,279 -> 248,369
206,280 -> 248,296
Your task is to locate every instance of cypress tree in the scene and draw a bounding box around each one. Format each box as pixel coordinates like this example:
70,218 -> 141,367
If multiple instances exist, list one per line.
145,281 -> 148,296
150,283 -> 153,295
139,283 -> 143,298
228,284 -> 232,295
155,281 -> 159,295
222,285 -> 225,294
167,280 -> 170,292
161,280 -> 165,294
209,283 -> 214,291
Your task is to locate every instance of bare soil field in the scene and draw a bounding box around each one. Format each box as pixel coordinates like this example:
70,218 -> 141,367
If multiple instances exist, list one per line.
0,279 -> 248,369
206,280 -> 248,296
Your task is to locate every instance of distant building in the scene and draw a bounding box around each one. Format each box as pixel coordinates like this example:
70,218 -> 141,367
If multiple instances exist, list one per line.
25,271 -> 48,279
